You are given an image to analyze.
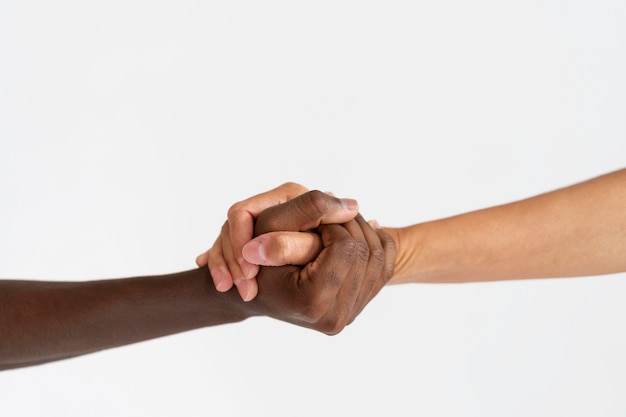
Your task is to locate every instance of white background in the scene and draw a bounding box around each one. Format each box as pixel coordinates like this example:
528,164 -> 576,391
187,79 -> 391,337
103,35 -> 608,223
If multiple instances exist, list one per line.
1,1 -> 625,416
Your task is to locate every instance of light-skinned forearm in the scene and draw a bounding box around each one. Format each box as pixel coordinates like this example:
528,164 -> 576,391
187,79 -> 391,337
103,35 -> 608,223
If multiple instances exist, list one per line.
386,168 -> 626,284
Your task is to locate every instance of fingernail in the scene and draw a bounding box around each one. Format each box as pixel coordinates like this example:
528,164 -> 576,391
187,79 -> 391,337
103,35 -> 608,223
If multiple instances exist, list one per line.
238,280 -> 253,302
368,219 -> 381,229
339,198 -> 358,210
242,240 -> 266,264
212,268 -> 232,292
240,262 -> 257,280
216,280 -> 231,292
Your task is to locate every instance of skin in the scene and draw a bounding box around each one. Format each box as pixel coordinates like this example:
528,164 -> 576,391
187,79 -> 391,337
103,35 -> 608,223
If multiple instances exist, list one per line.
0,191 -> 395,371
385,168 -> 626,284
196,182 -> 360,301
205,168 -> 626,296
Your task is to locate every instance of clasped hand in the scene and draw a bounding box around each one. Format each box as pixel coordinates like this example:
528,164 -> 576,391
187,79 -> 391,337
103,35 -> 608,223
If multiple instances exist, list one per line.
197,183 -> 396,334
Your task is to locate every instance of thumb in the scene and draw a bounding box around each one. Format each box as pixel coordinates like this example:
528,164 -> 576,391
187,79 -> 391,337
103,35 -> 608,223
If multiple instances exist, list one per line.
242,231 -> 323,266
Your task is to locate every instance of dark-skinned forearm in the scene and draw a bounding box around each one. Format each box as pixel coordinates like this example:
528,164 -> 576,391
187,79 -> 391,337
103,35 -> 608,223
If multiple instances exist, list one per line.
1,191 -> 396,371
0,268 -> 251,371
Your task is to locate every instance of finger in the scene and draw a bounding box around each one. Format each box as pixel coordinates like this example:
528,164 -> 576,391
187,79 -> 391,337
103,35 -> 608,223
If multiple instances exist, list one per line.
206,235 -> 234,292
348,220 -> 396,325
221,221 -> 248,285
320,216 -> 372,332
235,276 -> 259,302
345,215 -> 386,324
207,221 -> 247,292
228,182 -> 309,279
242,231 -> 323,266
294,222 -> 360,329
376,224 -> 397,290
227,206 -> 257,280
254,190 -> 359,236
195,249 -> 210,267
214,229 -> 260,300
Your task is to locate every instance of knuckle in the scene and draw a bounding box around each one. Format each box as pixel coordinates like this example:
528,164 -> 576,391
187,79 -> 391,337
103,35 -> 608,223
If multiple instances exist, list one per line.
300,190 -> 331,218
280,181 -> 303,192
341,235 -> 369,264
339,234 -> 359,255
273,234 -> 292,263
298,296 -> 327,323
356,240 -> 371,262
295,283 -> 337,324
282,181 -> 309,196
370,245 -> 386,266
226,202 -> 247,221
317,314 -> 348,335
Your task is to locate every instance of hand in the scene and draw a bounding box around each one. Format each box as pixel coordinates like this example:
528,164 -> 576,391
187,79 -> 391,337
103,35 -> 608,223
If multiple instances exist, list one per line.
196,182 -> 359,301
247,190 -> 396,334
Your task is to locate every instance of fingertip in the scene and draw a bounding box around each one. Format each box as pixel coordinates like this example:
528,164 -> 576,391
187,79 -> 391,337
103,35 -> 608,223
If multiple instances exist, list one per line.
216,279 -> 233,292
320,196 -> 359,225
339,197 -> 359,211
196,251 -> 209,267
237,279 -> 259,302
240,261 -> 260,280
368,219 -> 382,229
242,240 -> 267,265
211,266 -> 234,292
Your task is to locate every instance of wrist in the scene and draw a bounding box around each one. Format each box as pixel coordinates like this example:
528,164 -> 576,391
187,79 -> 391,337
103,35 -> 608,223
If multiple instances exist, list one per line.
185,267 -> 256,325
383,223 -> 452,284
